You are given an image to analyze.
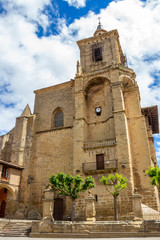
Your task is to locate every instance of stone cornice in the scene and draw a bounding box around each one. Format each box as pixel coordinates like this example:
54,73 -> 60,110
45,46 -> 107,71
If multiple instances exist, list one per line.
77,29 -> 119,48
34,80 -> 74,95
0,160 -> 24,169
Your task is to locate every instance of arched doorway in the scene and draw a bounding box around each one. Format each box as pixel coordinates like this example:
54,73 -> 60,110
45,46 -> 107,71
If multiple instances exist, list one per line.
54,198 -> 63,220
0,188 -> 7,218
0,184 -> 16,218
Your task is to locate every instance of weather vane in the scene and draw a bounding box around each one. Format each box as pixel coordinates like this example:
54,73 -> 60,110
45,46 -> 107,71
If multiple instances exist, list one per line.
98,17 -> 101,24
97,17 -> 102,30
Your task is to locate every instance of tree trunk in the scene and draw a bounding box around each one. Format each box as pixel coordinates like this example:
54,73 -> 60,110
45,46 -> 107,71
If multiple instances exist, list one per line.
71,199 -> 76,221
114,196 -> 118,221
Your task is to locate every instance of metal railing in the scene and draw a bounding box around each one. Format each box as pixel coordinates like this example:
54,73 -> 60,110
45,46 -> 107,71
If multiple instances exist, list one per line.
82,159 -> 118,173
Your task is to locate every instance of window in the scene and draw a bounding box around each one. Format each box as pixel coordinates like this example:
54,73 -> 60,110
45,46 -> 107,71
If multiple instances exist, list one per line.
92,44 -> 102,62
1,166 -> 8,180
96,154 -> 104,170
54,111 -> 64,128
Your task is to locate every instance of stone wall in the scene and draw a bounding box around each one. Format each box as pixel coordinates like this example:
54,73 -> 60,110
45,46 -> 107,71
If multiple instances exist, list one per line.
34,81 -> 74,133
28,127 -> 73,217
30,220 -> 160,237
0,131 -> 14,163
123,84 -> 159,209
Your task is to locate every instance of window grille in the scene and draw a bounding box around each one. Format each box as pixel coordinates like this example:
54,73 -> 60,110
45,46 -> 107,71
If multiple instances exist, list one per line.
54,111 -> 64,128
92,44 -> 102,62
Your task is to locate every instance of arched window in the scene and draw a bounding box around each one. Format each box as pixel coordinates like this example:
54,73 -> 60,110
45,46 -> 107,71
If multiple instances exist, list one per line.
54,110 -> 64,128
92,43 -> 103,62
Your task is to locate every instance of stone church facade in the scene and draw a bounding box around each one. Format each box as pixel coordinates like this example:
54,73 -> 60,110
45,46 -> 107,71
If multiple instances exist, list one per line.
0,25 -> 159,220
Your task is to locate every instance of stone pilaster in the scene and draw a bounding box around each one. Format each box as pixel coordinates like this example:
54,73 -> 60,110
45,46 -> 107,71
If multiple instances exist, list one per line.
73,76 -> 86,175
111,74 -> 134,214
38,189 -> 54,233
42,189 -> 54,221
85,192 -> 96,222
132,194 -> 143,220
123,83 -> 159,208
112,80 -> 133,170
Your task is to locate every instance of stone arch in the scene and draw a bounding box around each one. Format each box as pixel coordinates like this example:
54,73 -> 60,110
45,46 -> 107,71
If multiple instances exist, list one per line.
51,107 -> 64,128
120,75 -> 135,89
84,76 -> 110,93
0,183 -> 16,200
84,76 -> 114,141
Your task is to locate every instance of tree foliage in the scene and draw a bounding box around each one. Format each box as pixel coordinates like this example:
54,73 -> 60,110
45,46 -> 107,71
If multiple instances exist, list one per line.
100,173 -> 127,220
100,173 -> 127,197
49,172 -> 95,200
146,166 -> 160,192
49,172 -> 95,221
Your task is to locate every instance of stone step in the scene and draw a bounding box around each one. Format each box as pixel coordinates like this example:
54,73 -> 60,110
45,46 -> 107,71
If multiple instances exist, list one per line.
1,229 -> 30,232
4,234 -> 27,237
0,220 -> 32,237
4,226 -> 30,229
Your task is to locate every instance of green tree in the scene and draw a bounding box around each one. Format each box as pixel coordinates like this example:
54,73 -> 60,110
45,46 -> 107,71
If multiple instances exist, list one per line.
100,173 -> 127,220
49,172 -> 95,221
146,166 -> 160,192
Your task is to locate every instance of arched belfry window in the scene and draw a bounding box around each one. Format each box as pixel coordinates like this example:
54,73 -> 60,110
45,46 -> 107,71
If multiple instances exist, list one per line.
52,108 -> 64,128
92,43 -> 102,62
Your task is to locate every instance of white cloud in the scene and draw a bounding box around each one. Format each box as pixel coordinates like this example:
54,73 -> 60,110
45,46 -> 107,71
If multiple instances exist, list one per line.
63,0 -> 86,8
0,0 -> 77,133
1,0 -> 51,23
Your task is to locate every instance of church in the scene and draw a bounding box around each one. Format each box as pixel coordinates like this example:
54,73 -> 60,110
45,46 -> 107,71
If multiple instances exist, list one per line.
0,22 -> 159,220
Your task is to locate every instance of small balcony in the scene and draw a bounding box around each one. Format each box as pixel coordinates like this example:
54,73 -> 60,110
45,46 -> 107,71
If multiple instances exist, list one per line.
82,159 -> 118,174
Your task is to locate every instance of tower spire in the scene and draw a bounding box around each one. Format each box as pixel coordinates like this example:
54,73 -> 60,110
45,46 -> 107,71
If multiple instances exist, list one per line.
97,17 -> 102,30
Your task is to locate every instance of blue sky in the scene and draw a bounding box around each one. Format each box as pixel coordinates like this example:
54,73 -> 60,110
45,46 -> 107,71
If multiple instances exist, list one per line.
0,0 -> 160,165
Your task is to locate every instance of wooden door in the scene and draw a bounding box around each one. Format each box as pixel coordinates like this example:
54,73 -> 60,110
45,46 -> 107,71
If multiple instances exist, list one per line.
54,198 -> 63,220
0,201 -> 6,218
96,154 -> 104,170
0,188 -> 7,218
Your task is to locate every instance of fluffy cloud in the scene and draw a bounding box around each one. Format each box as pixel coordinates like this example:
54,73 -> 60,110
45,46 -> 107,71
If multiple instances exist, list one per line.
0,0 -> 50,20
63,0 -> 86,8
0,0 -> 77,133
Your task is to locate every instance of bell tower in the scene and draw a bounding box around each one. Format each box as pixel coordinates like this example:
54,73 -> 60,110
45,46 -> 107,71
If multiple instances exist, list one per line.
73,23 -> 135,220
73,22 -> 159,220
77,22 -> 126,74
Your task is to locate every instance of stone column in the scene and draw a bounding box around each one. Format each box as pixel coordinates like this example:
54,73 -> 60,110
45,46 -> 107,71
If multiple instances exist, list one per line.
132,193 -> 143,220
42,189 -> 54,221
85,192 -> 96,222
39,189 -> 54,233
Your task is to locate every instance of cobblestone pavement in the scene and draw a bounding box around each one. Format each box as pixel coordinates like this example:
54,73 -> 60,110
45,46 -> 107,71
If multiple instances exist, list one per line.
0,238 -> 160,240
